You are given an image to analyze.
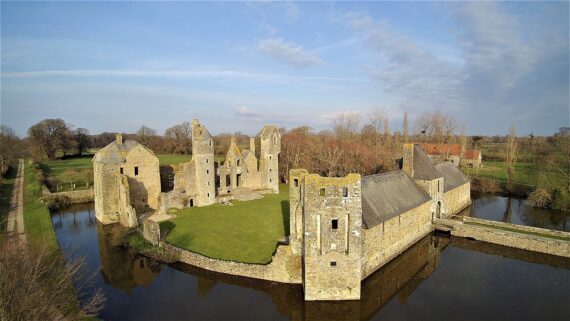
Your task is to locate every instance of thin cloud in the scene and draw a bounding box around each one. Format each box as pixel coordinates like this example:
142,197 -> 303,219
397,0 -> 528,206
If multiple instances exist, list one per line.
258,38 -> 323,68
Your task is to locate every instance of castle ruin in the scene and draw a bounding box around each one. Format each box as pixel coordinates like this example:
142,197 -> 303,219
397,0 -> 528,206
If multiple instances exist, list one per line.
93,119 -> 281,226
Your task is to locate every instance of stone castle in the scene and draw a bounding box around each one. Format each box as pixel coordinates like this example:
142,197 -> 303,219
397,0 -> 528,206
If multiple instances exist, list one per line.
290,143 -> 471,300
94,122 -> 472,302
93,119 -> 281,226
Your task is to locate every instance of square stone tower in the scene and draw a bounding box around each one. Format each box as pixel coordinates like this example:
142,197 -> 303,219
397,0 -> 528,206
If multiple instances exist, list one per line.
260,125 -> 281,193
191,119 -> 216,206
289,168 -> 308,255
301,173 -> 363,301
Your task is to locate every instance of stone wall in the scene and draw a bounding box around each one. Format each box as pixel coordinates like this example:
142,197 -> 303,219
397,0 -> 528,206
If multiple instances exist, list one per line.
442,182 -> 471,217
124,147 -> 161,212
302,173 -> 362,301
43,187 -> 94,205
94,162 -> 121,224
452,217 -> 570,258
162,243 -> 302,284
361,200 -> 433,278
289,169 -> 308,255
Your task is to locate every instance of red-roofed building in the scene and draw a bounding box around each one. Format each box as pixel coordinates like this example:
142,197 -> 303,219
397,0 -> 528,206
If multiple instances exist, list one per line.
419,143 -> 482,168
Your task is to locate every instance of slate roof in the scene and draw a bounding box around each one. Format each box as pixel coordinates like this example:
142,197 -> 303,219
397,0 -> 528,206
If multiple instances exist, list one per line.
193,126 -> 213,141
434,162 -> 470,192
412,144 -> 443,180
93,140 -> 156,164
361,171 -> 432,229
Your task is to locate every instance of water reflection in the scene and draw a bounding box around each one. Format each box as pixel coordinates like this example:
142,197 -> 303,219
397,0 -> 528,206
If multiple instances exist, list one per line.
459,192 -> 570,231
51,203 -> 570,321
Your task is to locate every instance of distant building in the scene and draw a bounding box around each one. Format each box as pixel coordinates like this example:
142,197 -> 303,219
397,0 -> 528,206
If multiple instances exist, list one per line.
419,143 -> 482,168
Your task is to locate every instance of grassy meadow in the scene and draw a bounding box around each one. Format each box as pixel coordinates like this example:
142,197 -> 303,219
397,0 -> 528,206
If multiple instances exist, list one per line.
162,185 -> 290,264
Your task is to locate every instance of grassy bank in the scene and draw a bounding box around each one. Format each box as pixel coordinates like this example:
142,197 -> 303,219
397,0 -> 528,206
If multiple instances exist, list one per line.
23,161 -> 59,251
462,161 -> 564,188
0,165 -> 18,233
163,185 -> 290,264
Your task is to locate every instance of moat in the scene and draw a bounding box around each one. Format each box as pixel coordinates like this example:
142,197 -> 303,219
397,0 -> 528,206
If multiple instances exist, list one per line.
52,194 -> 570,321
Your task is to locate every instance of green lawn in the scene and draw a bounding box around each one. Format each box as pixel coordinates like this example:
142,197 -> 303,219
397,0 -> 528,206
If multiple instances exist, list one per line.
162,184 -> 290,264
23,161 -> 59,252
157,154 -> 225,166
0,165 -> 18,233
462,161 -> 565,188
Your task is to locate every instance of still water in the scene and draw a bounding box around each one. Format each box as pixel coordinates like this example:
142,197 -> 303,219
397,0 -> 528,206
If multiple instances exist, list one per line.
51,200 -> 570,321
461,192 -> 570,231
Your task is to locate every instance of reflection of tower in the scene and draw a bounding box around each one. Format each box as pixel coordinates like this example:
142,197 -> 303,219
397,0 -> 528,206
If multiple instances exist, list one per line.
197,277 -> 217,298
97,222 -> 161,294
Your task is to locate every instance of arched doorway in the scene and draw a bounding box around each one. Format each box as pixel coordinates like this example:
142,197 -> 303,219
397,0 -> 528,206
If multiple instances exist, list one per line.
436,201 -> 442,218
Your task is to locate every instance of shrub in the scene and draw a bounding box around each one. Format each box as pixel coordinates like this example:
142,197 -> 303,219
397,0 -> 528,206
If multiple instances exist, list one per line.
0,240 -> 105,321
480,179 -> 501,194
528,188 -> 553,208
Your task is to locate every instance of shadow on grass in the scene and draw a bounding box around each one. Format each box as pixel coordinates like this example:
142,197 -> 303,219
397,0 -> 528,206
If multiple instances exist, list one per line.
281,200 -> 290,236
0,165 -> 18,231
159,221 -> 177,238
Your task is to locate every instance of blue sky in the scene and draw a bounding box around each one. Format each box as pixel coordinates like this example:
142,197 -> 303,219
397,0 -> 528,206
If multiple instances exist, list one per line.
1,1 -> 568,137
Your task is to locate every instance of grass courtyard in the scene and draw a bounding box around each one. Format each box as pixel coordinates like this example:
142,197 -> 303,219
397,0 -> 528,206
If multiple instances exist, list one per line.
162,185 -> 290,264
461,161 -> 565,188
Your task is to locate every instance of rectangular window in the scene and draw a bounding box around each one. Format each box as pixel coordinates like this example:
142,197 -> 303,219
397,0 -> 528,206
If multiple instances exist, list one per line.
134,167 -> 139,176
120,167 -> 123,174
206,159 -> 209,163
206,169 -> 209,174
330,261 -> 337,267
342,187 -> 348,197
319,188 -> 325,197
207,193 -> 210,197
293,178 -> 299,187
332,219 -> 338,230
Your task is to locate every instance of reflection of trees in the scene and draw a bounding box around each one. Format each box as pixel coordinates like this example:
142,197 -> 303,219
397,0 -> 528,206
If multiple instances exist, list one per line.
502,197 -> 512,223
519,200 -> 570,232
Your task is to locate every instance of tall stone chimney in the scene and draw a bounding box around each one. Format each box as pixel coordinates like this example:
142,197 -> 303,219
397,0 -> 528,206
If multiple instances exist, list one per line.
250,137 -> 255,154
192,119 -> 200,130
231,136 -> 236,146
116,134 -> 123,145
402,143 -> 414,178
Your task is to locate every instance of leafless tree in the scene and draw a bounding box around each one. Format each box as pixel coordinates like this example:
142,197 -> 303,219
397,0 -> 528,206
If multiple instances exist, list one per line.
505,124 -> 519,193
164,122 -> 192,154
402,111 -> 409,143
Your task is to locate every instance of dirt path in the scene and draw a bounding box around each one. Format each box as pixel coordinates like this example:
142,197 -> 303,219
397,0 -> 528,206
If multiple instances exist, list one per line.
6,159 -> 26,243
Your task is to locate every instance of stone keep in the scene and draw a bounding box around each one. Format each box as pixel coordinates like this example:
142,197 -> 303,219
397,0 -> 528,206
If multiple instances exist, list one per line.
302,173 -> 363,301
260,126 -> 281,193
93,134 -> 160,224
190,119 -> 216,206
289,169 -> 308,255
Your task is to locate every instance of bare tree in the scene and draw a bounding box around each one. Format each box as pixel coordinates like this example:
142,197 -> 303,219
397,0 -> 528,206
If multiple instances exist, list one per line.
505,124 -> 519,193
460,124 -> 467,157
333,113 -> 361,140
27,119 -> 71,160
0,240 -> 105,321
0,126 -> 22,179
552,132 -> 570,192
164,122 -> 192,154
383,118 -> 391,147
402,111 -> 409,143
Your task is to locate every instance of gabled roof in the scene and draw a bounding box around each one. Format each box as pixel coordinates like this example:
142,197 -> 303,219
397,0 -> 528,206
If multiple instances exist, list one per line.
413,145 -> 443,180
226,138 -> 241,157
361,171 -> 432,229
192,125 -> 213,141
93,140 -> 156,164
241,150 -> 256,160
260,125 -> 279,138
435,162 -> 470,191
462,149 -> 480,160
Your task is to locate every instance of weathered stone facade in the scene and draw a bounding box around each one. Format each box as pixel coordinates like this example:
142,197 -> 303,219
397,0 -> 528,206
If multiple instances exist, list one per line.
300,173 -> 362,301
93,134 -> 161,226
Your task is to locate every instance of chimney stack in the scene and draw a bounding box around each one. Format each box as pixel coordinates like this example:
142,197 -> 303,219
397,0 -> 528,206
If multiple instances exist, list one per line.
116,134 -> 123,145
250,137 -> 255,154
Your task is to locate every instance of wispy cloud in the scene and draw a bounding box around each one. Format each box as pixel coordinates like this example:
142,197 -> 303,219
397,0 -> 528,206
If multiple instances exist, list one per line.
1,68 -> 368,83
258,38 -> 323,68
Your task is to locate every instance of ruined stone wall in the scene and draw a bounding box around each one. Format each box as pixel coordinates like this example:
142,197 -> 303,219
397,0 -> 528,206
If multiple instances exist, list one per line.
289,169 -> 308,255
118,176 -> 138,228
161,243 -> 302,284
442,182 -> 471,217
361,200 -> 433,278
241,154 -> 261,189
124,147 -> 161,212
94,162 -> 121,224
303,173 -> 362,301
